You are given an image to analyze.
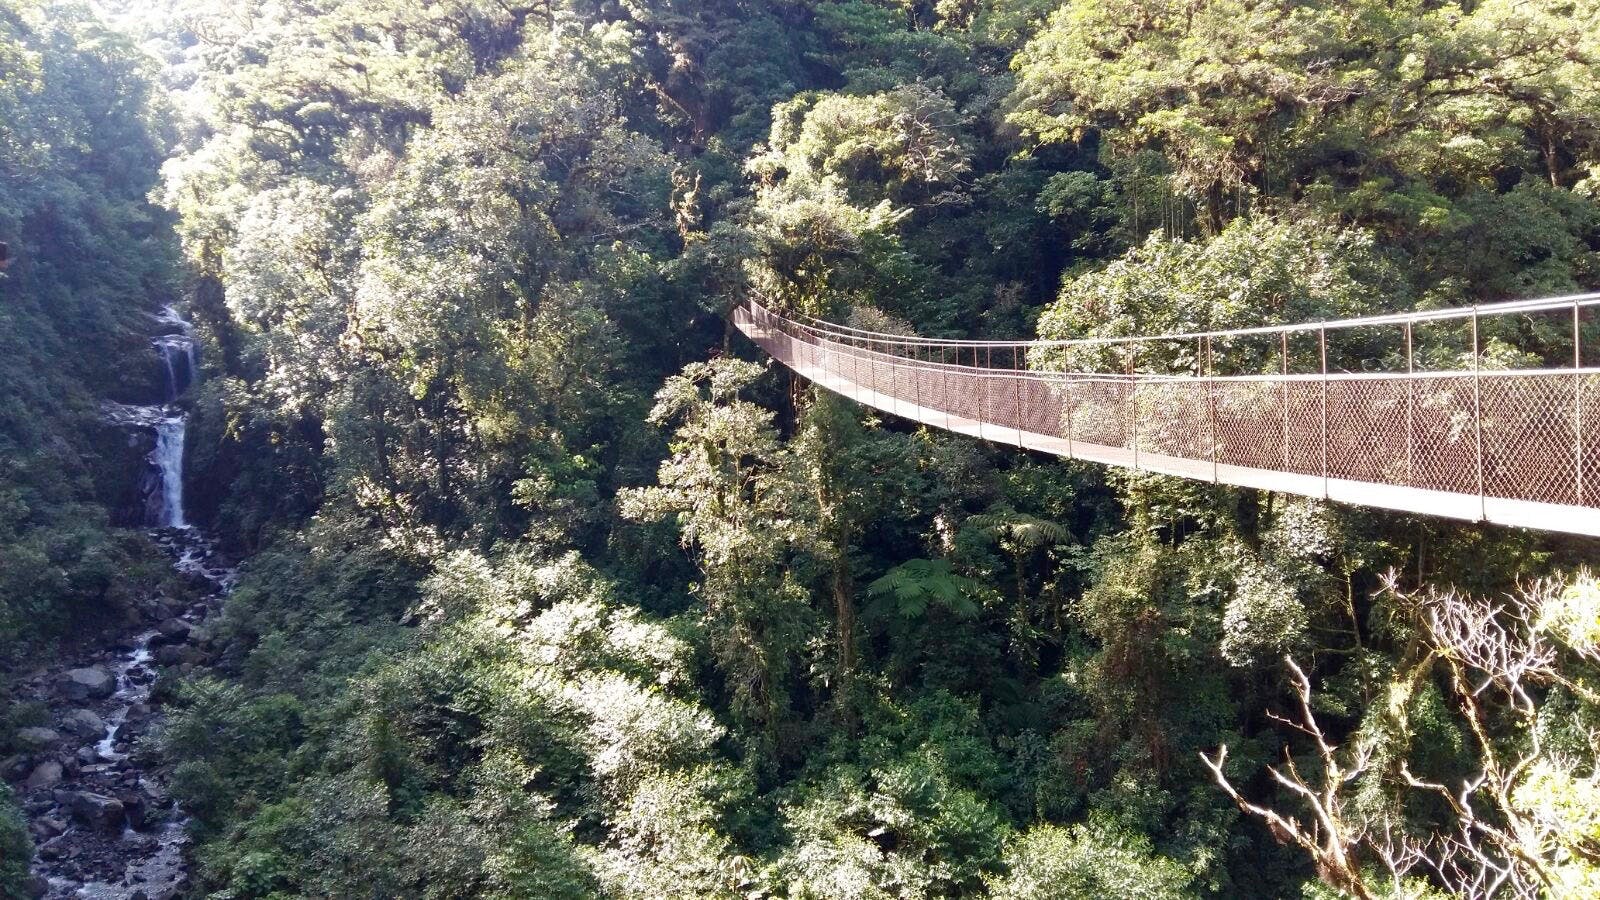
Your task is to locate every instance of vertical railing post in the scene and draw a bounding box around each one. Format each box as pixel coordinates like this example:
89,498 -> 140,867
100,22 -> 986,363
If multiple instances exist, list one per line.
1405,321 -> 1415,487
984,345 -> 993,440
1576,300 -> 1584,507
1014,344 -> 1024,448
914,342 -> 922,421
1130,343 -> 1140,471
1472,307 -> 1485,520
872,338 -> 881,406
934,339 -> 947,432
1066,373 -> 1075,458
1281,332 -> 1290,470
1320,325 -> 1329,499
1206,335 -> 1219,482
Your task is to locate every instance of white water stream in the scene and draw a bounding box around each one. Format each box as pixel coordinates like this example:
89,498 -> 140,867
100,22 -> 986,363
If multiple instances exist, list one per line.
30,304 -> 222,898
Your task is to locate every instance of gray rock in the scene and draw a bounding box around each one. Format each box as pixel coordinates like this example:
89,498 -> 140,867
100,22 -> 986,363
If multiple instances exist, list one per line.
22,759 -> 62,790
60,708 -> 106,740
2,754 -> 31,779
152,618 -> 193,646
153,645 -> 189,667
56,789 -> 125,833
139,778 -> 171,808
59,666 -> 115,701
119,791 -> 147,830
22,874 -> 47,899
13,727 -> 60,751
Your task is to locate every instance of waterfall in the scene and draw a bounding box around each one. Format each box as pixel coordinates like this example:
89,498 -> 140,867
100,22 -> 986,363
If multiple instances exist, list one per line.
153,336 -> 193,401
106,306 -> 199,529
148,415 -> 187,528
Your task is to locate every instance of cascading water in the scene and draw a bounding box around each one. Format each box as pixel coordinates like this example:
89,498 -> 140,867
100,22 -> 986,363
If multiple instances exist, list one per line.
151,336 -> 194,402
146,416 -> 186,528
110,306 -> 196,529
19,305 -> 231,899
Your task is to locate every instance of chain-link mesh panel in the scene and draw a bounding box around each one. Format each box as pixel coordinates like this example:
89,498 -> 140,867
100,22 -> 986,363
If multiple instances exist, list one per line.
1215,381 -> 1289,470
1133,380 -> 1211,461
1408,378 -> 1477,494
1481,374 -> 1580,504
1327,379 -> 1408,485
1584,374 -> 1600,509
1071,380 -> 1130,449
1020,377 -> 1066,441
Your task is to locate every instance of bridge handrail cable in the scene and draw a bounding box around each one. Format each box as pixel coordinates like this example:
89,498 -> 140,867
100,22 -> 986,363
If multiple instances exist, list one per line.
777,290 -> 1600,351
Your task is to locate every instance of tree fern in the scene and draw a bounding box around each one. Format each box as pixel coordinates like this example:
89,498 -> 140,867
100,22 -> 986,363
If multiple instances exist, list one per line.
868,559 -> 984,619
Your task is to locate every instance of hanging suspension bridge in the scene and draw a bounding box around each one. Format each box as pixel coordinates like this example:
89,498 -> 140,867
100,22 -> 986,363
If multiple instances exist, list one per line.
734,294 -> 1600,537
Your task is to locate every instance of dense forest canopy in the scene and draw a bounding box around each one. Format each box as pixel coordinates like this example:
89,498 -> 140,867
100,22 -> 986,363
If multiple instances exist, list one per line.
2,0 -> 1600,897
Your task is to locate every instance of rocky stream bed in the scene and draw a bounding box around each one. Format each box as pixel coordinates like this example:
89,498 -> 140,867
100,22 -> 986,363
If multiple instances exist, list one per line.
4,528 -> 236,900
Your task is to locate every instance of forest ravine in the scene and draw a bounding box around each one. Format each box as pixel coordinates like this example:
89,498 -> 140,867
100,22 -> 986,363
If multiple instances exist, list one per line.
4,1 -> 1600,899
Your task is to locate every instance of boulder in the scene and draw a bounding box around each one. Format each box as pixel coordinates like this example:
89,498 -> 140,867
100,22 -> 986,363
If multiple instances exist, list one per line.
119,791 -> 148,830
2,755 -> 31,780
13,727 -> 60,751
151,618 -> 193,646
22,759 -> 62,791
139,778 -> 171,809
153,645 -> 189,667
55,789 -> 125,833
22,874 -> 47,899
61,709 -> 106,740
59,667 -> 115,701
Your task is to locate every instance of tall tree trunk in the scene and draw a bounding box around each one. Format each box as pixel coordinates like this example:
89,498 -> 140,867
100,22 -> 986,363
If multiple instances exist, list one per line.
832,550 -> 857,733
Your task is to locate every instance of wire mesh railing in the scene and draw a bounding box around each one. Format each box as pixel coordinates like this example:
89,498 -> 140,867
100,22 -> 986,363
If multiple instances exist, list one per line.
733,296 -> 1600,536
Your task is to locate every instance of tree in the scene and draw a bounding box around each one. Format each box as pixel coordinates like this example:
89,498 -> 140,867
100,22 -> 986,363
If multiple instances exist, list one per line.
620,359 -> 817,754
1204,573 -> 1600,899
1010,0 -> 1600,235
986,820 -> 1191,900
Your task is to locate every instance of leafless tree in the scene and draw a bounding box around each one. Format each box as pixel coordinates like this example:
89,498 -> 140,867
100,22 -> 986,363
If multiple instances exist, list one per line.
1203,573 -> 1600,899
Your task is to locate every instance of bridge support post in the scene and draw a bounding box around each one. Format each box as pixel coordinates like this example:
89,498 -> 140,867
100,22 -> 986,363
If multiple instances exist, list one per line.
1206,336 -> 1218,483
1473,308 -> 1485,521
1406,322 -> 1415,487
1320,325 -> 1329,499
1129,345 -> 1140,471
984,345 -> 992,439
914,344 -> 922,422
1281,332 -> 1290,471
1015,345 -> 1024,449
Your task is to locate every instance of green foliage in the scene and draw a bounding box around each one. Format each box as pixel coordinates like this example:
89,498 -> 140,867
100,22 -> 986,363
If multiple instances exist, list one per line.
1036,213 -> 1403,372
98,1 -> 1600,898
622,359 -> 819,752
772,750 -> 1009,897
0,783 -> 30,899
868,559 -> 984,619
986,821 -> 1191,899
0,0 -> 177,660
1011,0 -> 1600,238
